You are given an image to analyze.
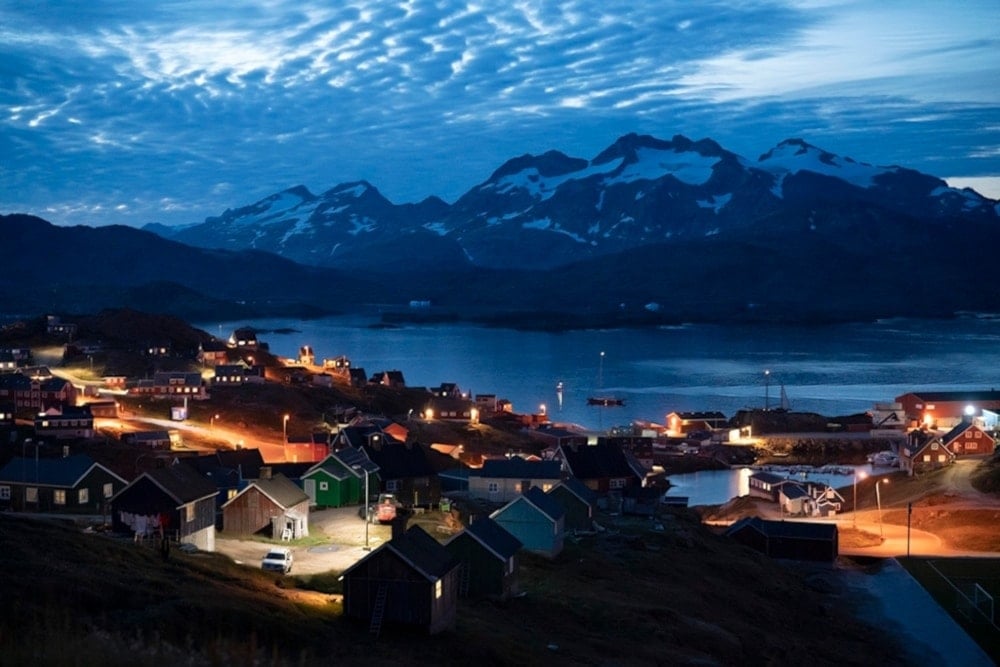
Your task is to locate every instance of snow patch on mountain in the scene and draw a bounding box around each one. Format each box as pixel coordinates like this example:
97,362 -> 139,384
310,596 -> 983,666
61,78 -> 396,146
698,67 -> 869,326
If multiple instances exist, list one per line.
348,215 -> 376,236
697,193 -> 732,213
279,218 -> 311,245
522,218 -> 552,230
490,159 -> 624,201
760,140 -> 895,197
606,147 -> 719,187
423,221 -> 449,236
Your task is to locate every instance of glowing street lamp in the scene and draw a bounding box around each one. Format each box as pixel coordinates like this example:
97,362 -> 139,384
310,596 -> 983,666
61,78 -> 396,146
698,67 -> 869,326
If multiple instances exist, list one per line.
764,370 -> 771,411
210,414 -> 220,430
853,469 -> 867,528
540,403 -> 546,417
876,478 -> 889,540
283,414 -> 290,443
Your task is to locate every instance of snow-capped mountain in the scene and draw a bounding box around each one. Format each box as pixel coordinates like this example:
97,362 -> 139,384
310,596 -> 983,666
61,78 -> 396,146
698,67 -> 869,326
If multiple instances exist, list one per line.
150,134 -> 998,271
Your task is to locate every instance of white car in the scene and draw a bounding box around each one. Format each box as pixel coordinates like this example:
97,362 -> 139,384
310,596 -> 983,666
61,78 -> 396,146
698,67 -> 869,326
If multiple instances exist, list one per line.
261,547 -> 293,574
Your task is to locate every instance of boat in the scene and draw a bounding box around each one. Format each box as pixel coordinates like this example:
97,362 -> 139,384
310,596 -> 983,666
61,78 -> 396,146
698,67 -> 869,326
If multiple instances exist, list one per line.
587,397 -> 625,407
587,351 -> 625,407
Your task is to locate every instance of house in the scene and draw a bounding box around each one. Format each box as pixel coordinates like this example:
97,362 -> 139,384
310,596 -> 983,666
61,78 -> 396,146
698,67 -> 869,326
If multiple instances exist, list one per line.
468,456 -> 562,503
778,483 -> 811,515
621,486 -> 663,517
228,327 -> 259,349
528,426 -> 588,450
348,368 -> 368,388
438,467 -> 472,494
444,516 -> 522,599
221,469 -> 310,539
284,434 -> 329,464
425,396 -> 476,421
546,478 -> 597,533
111,462 -> 218,551
215,448 -> 267,481
181,454 -> 243,508
213,364 -> 265,385
895,390 -> 1000,427
198,340 -> 230,366
748,472 -> 790,502
490,486 -> 565,559
0,373 -> 78,412
130,372 -> 207,400
302,453 -> 374,508
432,382 -> 463,399
0,347 -> 30,367
124,430 -> 173,449
598,435 -> 655,469
46,315 -> 77,338
666,411 -> 728,435
0,454 -> 127,513
341,525 -> 460,635
370,370 -> 405,389
87,400 -> 119,418
941,421 -> 996,456
354,440 -> 443,507
475,394 -> 499,414
899,432 -> 955,475
555,441 -> 646,495
0,351 -> 16,373
726,516 -> 838,563
0,402 -> 14,429
34,405 -> 94,440
323,355 -> 352,374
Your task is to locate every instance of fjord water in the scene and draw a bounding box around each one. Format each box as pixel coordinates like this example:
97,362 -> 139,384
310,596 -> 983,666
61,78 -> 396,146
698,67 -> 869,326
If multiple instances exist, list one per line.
207,316 -> 1000,431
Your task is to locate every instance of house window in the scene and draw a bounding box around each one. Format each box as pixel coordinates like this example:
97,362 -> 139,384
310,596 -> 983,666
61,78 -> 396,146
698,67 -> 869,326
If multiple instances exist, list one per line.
435,579 -> 442,600
0,486 -> 9,500
386,480 -> 399,492
923,455 -> 931,462
78,488 -> 89,504
319,481 -> 329,491
54,489 -> 66,505
185,504 -> 195,523
506,556 -> 514,574
975,431 -> 982,439
542,484 -> 552,492
609,478 -> 626,489
103,483 -> 114,498
488,482 -> 499,493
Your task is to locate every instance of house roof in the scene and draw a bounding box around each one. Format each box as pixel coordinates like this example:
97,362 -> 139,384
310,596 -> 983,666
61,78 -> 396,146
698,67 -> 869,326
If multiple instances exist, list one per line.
941,421 -> 993,445
333,447 -> 379,475
725,516 -> 837,541
749,472 -> 789,486
558,442 -> 645,481
222,473 -> 308,510
496,486 -> 565,523
671,411 -> 728,421
304,455 -> 355,481
780,483 -> 809,500
461,516 -> 523,560
359,442 -> 436,480
548,477 -> 597,506
342,525 -> 458,582
215,449 -> 266,478
139,463 -> 219,505
897,390 -> 1000,402
477,456 -> 562,480
0,454 -> 123,487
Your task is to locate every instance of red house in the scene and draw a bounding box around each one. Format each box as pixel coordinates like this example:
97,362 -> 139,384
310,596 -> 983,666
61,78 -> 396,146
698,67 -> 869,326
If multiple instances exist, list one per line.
941,422 -> 996,456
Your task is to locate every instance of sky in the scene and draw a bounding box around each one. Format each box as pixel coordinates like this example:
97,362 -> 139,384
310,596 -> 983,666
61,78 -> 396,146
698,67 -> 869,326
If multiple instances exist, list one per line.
2,0 -> 998,228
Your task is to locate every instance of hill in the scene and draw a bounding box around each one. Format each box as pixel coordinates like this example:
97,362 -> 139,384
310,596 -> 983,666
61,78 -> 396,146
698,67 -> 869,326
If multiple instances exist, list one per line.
0,511 -> 913,666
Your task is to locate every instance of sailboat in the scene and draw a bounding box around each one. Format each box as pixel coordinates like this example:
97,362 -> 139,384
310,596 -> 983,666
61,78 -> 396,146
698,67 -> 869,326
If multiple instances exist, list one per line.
587,351 -> 625,407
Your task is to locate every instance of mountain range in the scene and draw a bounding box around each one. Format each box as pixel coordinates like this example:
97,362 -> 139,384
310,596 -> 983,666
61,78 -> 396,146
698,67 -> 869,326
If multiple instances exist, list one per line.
4,133 -> 1000,326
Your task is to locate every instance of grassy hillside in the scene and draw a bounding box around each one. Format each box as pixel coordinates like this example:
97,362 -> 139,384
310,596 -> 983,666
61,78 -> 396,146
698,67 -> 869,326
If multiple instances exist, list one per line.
0,511 -> 913,666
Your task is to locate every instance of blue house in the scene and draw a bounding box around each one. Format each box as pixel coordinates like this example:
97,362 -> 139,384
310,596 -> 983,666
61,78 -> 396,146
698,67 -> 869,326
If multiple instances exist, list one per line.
489,486 -> 565,559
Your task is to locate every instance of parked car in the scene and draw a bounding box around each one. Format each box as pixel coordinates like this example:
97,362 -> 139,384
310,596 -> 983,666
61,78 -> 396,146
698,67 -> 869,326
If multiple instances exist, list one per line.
261,547 -> 293,574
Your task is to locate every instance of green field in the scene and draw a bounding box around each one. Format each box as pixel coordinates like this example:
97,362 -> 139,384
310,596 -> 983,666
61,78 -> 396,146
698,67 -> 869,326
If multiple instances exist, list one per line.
900,557 -> 1000,660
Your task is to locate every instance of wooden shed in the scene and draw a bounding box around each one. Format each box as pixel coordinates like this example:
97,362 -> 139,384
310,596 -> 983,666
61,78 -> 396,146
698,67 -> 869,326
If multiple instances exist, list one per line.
444,516 -> 522,599
221,471 -> 310,539
490,486 -> 565,559
546,477 -> 596,533
301,454 -> 364,508
341,525 -> 459,635
725,517 -> 838,563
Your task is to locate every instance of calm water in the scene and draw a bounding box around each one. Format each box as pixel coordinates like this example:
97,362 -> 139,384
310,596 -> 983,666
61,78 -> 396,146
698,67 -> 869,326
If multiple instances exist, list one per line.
203,316 -> 1000,431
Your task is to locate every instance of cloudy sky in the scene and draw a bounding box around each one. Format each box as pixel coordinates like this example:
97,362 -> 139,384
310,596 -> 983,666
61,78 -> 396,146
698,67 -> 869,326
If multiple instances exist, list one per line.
2,0 -> 998,227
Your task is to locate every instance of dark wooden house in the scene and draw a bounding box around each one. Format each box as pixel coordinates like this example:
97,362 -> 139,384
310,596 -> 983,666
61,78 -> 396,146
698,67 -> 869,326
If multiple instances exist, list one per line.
444,516 -> 522,599
221,471 -> 310,539
556,441 -> 647,495
0,454 -> 126,513
111,462 -> 218,551
725,517 -> 838,563
546,477 -> 596,532
341,525 -> 460,635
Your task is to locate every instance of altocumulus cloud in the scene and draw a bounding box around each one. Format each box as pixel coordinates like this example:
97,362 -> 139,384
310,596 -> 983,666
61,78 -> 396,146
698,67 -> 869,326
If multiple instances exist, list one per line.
1,0 -> 997,227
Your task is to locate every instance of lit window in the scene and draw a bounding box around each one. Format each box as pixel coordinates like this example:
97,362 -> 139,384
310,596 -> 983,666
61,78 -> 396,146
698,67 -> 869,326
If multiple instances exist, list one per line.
54,490 -> 66,505
435,579 -> 442,599
78,488 -> 89,504
227,489 -> 237,500
103,483 -> 113,498
185,504 -> 195,523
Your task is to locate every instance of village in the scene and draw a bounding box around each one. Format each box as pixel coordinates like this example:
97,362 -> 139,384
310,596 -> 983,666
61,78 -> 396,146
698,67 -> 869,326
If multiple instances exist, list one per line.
0,310 -> 999,655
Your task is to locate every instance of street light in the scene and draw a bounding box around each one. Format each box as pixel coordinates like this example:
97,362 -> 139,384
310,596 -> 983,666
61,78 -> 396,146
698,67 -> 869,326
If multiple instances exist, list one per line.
853,469 -> 867,528
283,414 -> 290,443
876,479 -> 889,541
764,370 -> 771,411
352,465 -> 370,550
210,414 -> 220,430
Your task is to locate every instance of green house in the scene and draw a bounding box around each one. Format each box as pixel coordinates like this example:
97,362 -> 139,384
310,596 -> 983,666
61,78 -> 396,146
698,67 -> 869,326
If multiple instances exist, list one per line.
302,454 -> 370,508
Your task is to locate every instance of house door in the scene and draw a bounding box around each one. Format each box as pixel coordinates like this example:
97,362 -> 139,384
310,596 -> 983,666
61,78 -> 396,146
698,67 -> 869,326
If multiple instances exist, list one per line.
304,479 -> 317,506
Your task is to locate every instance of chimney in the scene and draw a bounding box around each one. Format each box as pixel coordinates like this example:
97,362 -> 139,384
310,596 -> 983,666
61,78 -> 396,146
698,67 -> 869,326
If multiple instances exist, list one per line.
260,466 -> 272,480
